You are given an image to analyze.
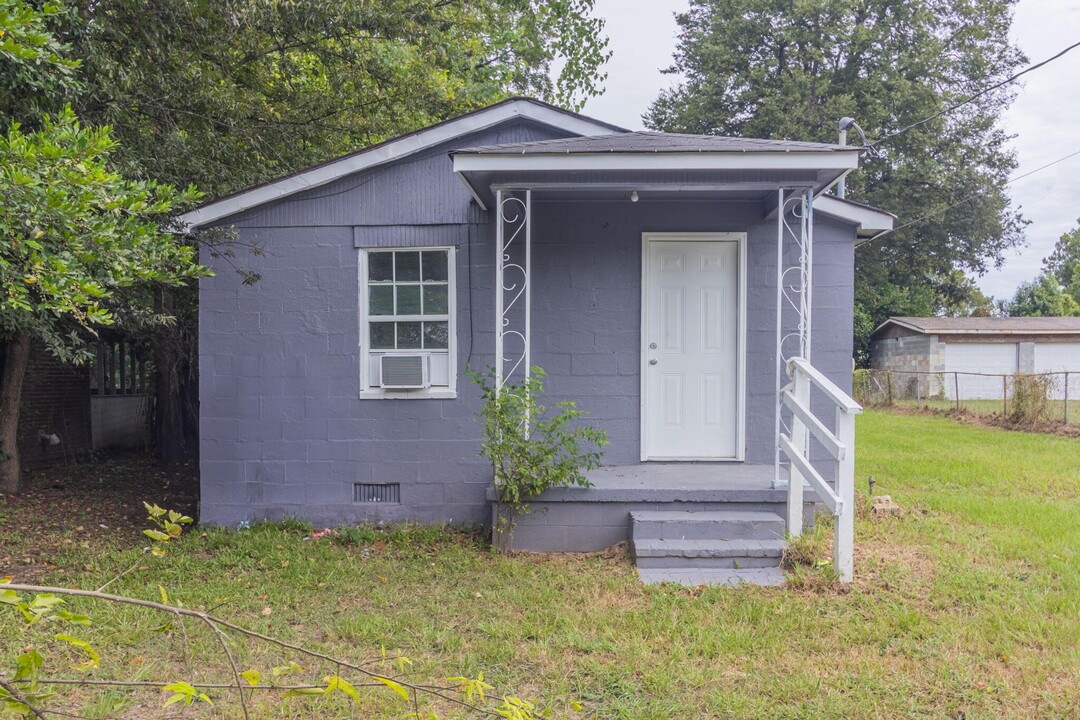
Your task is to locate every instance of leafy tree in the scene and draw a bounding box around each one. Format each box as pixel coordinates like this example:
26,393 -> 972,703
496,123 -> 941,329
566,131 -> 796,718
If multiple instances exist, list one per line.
0,1 -> 205,493
1043,223 -> 1080,305
41,0 -> 612,198
1005,273 -> 1080,317
16,0 -> 610,463
645,0 -> 1027,364
0,0 -> 80,119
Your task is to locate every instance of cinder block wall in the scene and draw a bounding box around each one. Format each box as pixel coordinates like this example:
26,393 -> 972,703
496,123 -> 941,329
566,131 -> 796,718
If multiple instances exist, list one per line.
871,333 -> 945,397
197,122 -> 858,527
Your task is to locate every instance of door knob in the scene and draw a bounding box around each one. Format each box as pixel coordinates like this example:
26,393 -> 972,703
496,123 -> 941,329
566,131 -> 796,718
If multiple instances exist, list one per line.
649,342 -> 657,349
649,359 -> 658,365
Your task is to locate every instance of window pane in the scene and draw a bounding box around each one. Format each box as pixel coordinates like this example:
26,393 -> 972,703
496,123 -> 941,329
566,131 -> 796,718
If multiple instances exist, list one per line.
423,285 -> 449,314
369,286 -> 393,315
422,250 -> 448,282
368,252 -> 393,282
397,322 -> 422,349
395,251 -> 420,281
370,322 -> 395,349
396,285 -> 422,315
423,322 -> 449,349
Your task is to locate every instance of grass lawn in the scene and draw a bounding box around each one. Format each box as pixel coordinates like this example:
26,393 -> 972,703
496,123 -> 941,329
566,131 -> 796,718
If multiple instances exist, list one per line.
2,410 -> 1080,718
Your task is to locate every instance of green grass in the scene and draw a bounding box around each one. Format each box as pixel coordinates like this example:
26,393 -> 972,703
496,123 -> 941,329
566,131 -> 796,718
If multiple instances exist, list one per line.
3,411 -> 1080,718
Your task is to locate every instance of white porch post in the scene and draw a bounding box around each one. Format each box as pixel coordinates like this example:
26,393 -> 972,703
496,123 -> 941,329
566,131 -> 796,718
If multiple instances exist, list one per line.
495,188 -> 504,389
835,404 -> 856,581
494,189 -> 531,391
786,367 -> 808,536
774,188 -> 784,487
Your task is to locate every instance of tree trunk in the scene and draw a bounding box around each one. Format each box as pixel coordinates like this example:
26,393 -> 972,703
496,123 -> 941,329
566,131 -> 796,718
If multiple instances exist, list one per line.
0,331 -> 31,494
155,288 -> 187,466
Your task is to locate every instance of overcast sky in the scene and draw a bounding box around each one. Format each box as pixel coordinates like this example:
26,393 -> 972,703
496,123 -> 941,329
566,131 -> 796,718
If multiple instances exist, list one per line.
579,0 -> 1080,300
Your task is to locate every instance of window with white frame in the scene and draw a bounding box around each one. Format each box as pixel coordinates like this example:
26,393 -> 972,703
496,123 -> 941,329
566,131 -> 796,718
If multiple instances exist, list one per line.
360,247 -> 456,397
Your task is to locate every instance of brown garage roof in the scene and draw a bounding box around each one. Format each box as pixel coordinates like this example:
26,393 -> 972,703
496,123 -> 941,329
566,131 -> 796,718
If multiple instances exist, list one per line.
874,316 -> 1080,337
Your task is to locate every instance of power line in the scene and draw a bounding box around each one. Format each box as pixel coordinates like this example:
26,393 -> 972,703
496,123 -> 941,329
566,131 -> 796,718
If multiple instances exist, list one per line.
867,38 -> 1080,149
857,147 -> 1080,247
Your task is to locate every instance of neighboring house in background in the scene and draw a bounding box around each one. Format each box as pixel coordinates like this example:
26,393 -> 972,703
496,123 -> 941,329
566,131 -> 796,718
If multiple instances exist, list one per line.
182,98 -> 893,585
19,338 -> 153,469
871,316 -> 1080,400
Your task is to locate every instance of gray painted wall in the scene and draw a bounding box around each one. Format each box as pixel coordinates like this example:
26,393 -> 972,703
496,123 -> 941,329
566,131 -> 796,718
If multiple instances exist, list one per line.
199,119 -> 856,527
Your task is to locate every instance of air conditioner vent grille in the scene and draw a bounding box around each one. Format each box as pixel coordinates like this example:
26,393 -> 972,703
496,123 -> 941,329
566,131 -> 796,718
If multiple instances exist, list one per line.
380,354 -> 427,388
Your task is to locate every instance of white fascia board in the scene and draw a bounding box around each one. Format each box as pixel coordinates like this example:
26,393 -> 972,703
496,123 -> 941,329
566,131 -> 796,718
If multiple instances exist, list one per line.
815,195 -> 894,232
179,101 -> 621,228
451,150 -> 860,174
871,318 -> 923,337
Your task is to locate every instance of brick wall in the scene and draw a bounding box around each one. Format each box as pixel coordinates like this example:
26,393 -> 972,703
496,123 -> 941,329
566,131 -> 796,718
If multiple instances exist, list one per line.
17,342 -> 93,467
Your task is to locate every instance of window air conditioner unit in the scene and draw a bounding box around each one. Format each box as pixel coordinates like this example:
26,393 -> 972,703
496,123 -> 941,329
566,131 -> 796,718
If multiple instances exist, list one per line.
379,354 -> 429,389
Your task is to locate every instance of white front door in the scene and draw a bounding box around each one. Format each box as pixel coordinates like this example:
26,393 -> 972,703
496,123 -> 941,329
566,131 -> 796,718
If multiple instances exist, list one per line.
642,234 -> 743,460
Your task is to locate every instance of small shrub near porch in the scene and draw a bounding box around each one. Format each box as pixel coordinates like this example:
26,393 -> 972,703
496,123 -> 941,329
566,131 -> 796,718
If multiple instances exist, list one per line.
468,366 -> 608,551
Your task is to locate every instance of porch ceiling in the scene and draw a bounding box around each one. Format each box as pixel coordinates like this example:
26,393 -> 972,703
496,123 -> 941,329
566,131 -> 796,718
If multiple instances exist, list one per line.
453,167 -> 829,210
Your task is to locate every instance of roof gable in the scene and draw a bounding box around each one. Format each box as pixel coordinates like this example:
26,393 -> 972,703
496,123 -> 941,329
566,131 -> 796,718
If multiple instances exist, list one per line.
180,97 -> 627,229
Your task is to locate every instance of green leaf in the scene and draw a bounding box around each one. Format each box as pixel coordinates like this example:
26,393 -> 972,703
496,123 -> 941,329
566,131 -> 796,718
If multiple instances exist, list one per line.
324,675 -> 362,705
143,529 -> 170,542
158,585 -> 169,605
56,609 -> 92,625
272,661 -> 303,679
14,650 -> 44,682
282,687 -> 326,698
241,669 -> 261,686
55,633 -> 100,669
373,675 -> 410,702
0,589 -> 21,605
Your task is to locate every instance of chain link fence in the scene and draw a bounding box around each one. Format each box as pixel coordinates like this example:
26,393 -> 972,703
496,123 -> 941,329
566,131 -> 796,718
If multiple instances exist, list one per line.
853,369 -> 1080,426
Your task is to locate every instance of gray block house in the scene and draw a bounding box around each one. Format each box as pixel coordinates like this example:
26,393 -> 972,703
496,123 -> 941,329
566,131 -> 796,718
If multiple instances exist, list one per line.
182,98 -> 893,584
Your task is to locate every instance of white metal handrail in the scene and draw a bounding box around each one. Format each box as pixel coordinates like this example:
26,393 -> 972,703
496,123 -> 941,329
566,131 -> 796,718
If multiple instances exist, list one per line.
779,357 -> 862,582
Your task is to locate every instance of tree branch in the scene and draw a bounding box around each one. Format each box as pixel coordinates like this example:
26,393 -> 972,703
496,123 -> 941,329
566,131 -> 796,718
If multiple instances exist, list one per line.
2,584 -> 495,715
0,677 -> 49,719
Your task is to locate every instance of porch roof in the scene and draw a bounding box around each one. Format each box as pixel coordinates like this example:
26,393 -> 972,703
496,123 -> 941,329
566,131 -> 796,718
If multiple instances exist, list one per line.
451,132 -> 861,209
452,133 -> 893,237
454,130 -> 851,155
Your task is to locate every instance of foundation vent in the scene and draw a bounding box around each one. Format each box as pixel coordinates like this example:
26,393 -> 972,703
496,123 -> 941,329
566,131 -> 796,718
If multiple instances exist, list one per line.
353,482 -> 401,504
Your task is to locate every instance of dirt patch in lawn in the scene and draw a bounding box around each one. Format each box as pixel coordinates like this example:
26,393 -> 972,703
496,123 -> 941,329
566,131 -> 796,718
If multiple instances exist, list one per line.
0,453 -> 197,582
875,403 -> 1080,439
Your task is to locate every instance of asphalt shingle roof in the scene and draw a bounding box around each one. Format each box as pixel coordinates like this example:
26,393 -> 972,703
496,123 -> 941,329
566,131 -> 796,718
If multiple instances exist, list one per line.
880,316 -> 1080,336
453,131 -> 851,155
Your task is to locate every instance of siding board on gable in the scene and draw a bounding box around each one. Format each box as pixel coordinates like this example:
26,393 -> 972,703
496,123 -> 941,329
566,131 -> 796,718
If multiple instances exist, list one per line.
220,120 -> 570,229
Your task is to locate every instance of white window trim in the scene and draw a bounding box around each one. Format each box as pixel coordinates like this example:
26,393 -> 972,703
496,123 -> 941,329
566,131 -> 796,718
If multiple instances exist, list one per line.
358,246 -> 457,399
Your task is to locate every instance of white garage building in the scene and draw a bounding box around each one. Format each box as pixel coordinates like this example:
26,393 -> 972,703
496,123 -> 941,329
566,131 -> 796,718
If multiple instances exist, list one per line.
870,317 -> 1080,400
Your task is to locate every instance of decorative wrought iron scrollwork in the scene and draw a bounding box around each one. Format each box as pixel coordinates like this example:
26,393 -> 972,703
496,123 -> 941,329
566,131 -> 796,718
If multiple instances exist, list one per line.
775,188 -> 814,481
496,191 -> 531,387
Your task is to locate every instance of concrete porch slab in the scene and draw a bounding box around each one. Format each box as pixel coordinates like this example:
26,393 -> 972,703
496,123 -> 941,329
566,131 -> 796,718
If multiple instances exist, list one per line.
531,463 -> 789,503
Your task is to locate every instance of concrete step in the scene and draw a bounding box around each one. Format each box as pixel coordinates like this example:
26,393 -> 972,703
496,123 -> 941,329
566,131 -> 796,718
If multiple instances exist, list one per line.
630,510 -> 785,541
637,567 -> 786,587
632,538 -> 787,569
